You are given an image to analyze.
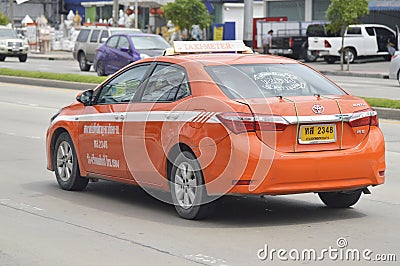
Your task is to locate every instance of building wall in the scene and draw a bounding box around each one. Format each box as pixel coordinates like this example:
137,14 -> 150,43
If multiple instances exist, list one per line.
222,2 -> 264,40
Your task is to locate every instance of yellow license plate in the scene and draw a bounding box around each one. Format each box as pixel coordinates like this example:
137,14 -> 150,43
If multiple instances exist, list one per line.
299,124 -> 336,144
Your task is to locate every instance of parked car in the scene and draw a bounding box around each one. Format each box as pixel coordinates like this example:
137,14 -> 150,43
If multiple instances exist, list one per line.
0,26 -> 29,62
308,24 -> 398,63
93,33 -> 170,76
73,26 -> 142,71
389,51 -> 400,84
46,41 -> 385,220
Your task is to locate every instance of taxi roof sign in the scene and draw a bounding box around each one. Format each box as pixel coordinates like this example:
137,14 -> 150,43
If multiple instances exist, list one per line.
163,40 -> 253,55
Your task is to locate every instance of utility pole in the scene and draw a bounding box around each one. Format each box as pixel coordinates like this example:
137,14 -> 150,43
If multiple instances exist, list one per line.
10,0 -> 14,28
113,0 -> 119,27
135,0 -> 138,29
243,0 -> 253,47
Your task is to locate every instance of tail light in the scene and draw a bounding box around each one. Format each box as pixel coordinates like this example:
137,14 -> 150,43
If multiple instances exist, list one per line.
216,112 -> 289,134
324,40 -> 331,48
289,37 -> 294,48
349,108 -> 379,127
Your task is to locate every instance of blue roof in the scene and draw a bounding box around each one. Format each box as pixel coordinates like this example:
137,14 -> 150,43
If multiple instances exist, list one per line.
369,0 -> 400,11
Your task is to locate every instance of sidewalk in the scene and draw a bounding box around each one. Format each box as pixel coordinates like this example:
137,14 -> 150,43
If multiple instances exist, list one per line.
28,50 -> 74,60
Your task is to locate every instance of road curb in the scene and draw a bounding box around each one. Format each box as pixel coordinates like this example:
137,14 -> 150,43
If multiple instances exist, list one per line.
320,70 -> 389,79
28,53 -> 74,61
1,75 -> 399,121
0,75 -> 95,91
374,107 -> 400,120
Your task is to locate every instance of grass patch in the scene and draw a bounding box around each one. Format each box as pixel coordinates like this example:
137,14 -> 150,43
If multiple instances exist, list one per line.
362,97 -> 400,109
0,68 -> 107,84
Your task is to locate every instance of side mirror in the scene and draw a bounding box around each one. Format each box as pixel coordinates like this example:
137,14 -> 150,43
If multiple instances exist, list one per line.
120,47 -> 130,53
100,37 -> 108,43
76,89 -> 94,106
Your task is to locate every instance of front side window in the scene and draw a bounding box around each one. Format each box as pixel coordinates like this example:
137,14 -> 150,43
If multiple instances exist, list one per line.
90,29 -> 101,43
205,64 -> 346,99
141,64 -> 190,102
117,36 -> 130,49
100,30 -> 109,42
106,36 -> 119,48
96,64 -> 151,104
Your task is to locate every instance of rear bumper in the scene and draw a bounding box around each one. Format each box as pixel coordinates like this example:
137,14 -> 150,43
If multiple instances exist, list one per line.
204,127 -> 385,195
270,48 -> 293,55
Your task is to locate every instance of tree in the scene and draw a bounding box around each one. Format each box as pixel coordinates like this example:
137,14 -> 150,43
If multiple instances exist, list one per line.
163,0 -> 212,40
0,11 -> 9,25
326,0 -> 369,70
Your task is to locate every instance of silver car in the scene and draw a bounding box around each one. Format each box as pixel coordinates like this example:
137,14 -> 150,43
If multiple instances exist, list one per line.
389,51 -> 400,85
0,26 -> 29,62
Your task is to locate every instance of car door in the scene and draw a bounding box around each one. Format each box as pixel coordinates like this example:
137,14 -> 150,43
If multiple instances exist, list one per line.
365,27 -> 378,55
87,29 -> 101,62
114,36 -> 132,70
77,63 -> 152,179
104,36 -> 120,73
375,26 -> 395,53
123,63 -> 192,187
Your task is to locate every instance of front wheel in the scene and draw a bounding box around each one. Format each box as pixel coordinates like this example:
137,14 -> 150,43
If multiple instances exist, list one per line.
78,53 -> 91,71
19,54 -> 27,62
53,132 -> 88,191
96,60 -> 106,76
0,55 -> 5,61
169,151 -> 214,220
318,190 -> 362,208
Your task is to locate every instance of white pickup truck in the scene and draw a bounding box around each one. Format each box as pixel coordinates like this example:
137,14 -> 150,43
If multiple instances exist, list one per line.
308,24 -> 398,64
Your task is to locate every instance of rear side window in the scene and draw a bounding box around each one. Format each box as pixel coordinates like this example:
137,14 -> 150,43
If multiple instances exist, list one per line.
347,27 -> 361,35
77,29 -> 90,42
90,30 -> 101,43
141,64 -> 190,102
205,64 -> 345,99
366,27 -> 375,36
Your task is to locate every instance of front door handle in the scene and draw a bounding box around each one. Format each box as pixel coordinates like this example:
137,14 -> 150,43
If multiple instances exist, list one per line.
166,112 -> 179,120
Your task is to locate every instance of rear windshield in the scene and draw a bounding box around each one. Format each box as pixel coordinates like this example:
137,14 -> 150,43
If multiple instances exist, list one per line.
205,64 -> 346,99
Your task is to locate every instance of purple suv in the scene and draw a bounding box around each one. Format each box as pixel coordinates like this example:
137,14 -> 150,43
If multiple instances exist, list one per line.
93,33 -> 170,76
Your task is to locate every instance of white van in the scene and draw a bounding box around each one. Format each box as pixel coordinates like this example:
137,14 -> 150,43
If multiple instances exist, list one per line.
308,24 -> 398,63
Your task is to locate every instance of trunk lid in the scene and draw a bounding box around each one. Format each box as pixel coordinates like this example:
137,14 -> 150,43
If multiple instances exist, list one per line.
236,95 -> 375,153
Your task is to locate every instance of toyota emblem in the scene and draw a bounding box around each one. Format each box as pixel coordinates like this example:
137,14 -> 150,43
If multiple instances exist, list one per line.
312,105 -> 325,114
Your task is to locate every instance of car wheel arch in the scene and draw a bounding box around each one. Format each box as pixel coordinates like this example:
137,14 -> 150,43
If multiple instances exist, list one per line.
51,127 -> 86,176
166,143 -> 197,182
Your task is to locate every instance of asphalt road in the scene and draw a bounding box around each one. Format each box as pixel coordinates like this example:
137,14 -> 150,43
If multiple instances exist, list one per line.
0,82 -> 399,266
1,57 -> 399,100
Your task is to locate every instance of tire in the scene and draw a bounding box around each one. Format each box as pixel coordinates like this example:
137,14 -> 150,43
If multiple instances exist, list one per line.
324,56 -> 336,64
343,48 -> 356,64
78,53 -> 91,71
0,55 -> 5,61
304,49 -> 318,62
96,60 -> 105,76
397,70 -> 400,86
53,132 -> 88,191
19,54 -> 27,62
318,190 -> 362,208
169,151 -> 214,220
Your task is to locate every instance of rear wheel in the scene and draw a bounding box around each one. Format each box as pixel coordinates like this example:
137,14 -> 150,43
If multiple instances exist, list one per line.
343,48 -> 356,64
397,70 -> 400,85
169,151 -> 214,220
318,190 -> 362,208
19,54 -> 27,62
78,53 -> 91,71
53,132 -> 88,191
96,60 -> 106,76
0,55 -> 5,61
303,49 -> 318,62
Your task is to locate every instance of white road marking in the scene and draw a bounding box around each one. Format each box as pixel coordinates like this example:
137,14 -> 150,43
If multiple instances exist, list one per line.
0,199 -> 44,212
185,254 -> 229,266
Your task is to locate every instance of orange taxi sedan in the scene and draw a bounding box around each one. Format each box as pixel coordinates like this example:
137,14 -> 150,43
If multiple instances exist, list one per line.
46,41 -> 385,220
